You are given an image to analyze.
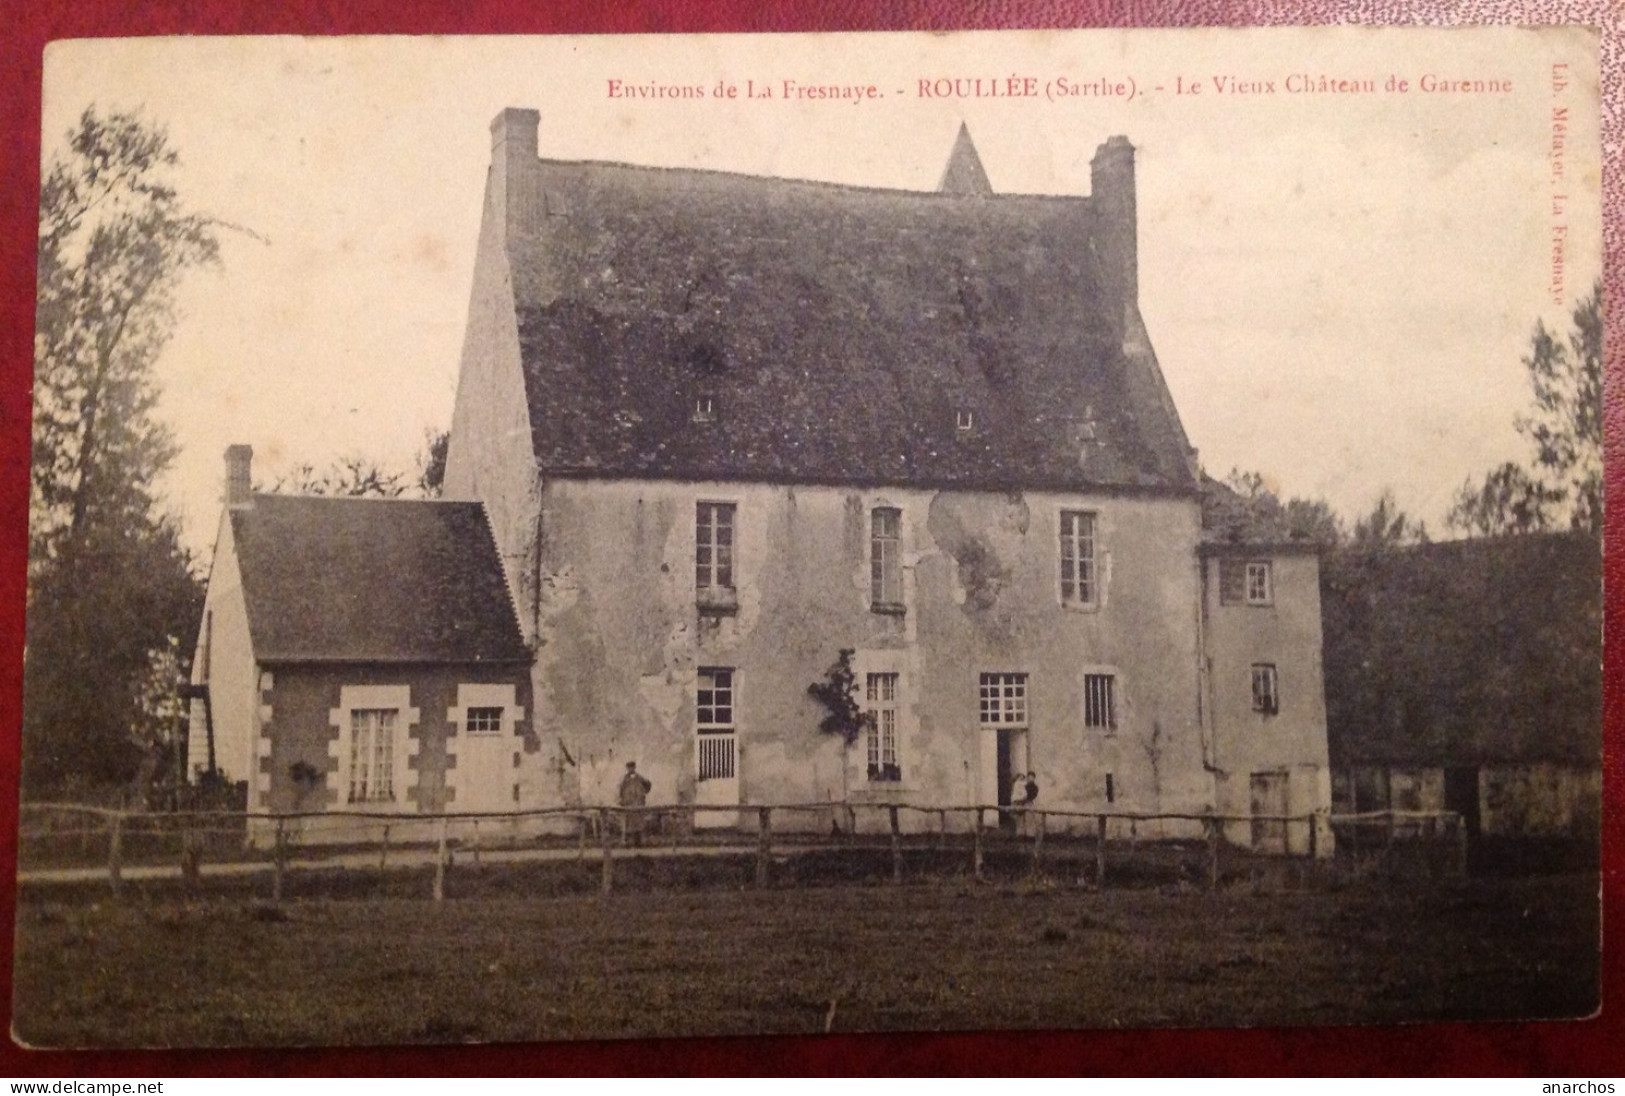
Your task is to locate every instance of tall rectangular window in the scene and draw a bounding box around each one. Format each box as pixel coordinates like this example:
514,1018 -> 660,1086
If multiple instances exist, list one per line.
695,503 -> 736,592
1251,663 -> 1280,714
1245,561 -> 1273,605
979,673 -> 1028,726
865,672 -> 901,782
696,668 -> 735,781
1084,673 -> 1117,730
1059,510 -> 1097,606
348,709 -> 397,803
871,507 -> 903,611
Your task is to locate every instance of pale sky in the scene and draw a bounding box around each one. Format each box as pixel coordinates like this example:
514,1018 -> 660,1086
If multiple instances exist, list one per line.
40,29 -> 1602,556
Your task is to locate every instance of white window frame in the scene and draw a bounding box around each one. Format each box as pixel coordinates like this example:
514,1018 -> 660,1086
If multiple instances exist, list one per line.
979,672 -> 1028,727
864,672 -> 902,783
696,667 -> 737,783
697,667 -> 736,733
870,506 -> 904,612
695,501 -> 737,595
1221,557 -> 1274,606
328,684 -> 419,811
1251,663 -> 1280,715
1245,561 -> 1274,606
1058,509 -> 1099,608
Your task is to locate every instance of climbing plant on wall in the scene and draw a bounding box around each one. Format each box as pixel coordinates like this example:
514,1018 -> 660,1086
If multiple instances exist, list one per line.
807,649 -> 874,744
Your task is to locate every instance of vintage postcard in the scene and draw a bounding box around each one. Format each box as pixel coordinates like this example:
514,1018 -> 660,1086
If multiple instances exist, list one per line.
16,28 -> 1602,1047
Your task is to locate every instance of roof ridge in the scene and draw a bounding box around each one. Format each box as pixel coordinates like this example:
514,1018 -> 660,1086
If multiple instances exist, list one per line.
251,492 -> 478,505
535,156 -> 1092,203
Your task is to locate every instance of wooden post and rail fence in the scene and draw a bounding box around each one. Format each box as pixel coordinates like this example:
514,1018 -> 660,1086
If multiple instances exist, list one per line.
16,801 -> 1466,903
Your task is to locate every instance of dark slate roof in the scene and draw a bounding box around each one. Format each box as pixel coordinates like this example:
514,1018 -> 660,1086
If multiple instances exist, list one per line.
1323,532 -> 1601,767
506,151 -> 1197,494
231,496 -> 529,664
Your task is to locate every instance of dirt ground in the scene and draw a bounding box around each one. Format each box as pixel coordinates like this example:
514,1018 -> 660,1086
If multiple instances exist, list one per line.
11,872 -> 1599,1047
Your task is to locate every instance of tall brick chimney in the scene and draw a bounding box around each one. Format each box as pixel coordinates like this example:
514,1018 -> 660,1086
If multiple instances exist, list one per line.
225,444 -> 253,510
1090,136 -> 1138,315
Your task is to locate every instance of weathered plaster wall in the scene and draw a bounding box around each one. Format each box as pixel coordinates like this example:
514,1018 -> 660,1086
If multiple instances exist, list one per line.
529,477 -> 1209,832
1480,763 -> 1600,838
1332,761 -> 1599,842
189,510 -> 259,796
442,152 -> 544,643
1202,552 -> 1332,853
257,663 -> 532,837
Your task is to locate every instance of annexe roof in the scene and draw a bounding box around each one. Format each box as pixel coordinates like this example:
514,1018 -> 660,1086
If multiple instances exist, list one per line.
231,495 -> 529,664
502,139 -> 1198,494
1323,532 -> 1600,767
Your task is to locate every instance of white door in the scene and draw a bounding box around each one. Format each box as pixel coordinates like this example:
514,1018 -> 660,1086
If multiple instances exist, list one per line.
695,731 -> 739,827
694,668 -> 740,828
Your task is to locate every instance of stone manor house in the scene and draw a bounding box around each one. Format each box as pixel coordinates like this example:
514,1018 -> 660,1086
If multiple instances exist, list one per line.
188,108 -> 1333,851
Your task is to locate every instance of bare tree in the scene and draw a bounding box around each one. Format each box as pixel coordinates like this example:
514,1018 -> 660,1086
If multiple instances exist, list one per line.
1448,283 -> 1601,537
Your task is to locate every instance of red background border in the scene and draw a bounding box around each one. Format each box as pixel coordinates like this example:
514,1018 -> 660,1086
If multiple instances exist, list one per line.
0,0 -> 1619,1078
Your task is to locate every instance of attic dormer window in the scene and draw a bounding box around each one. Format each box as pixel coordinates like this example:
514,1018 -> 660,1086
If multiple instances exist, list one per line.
692,395 -> 716,423
956,410 -> 974,432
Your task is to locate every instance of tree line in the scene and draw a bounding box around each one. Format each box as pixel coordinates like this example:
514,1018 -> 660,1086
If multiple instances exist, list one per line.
24,109 -> 442,802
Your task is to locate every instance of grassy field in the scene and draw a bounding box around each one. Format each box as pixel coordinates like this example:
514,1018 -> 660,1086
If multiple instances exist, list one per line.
12,872 -> 1598,1047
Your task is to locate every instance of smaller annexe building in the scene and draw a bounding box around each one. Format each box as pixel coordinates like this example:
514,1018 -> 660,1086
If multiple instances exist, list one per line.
1324,531 -> 1601,844
1201,541 -> 1332,856
187,446 -> 533,839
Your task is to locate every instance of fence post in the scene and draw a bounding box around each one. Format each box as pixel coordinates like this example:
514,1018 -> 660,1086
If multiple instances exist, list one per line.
972,809 -> 984,881
379,824 -> 390,873
471,819 -> 482,867
1030,811 -> 1045,876
107,811 -> 123,899
889,805 -> 902,885
578,812 -> 589,861
756,807 -> 772,888
1308,811 -> 1319,860
271,816 -> 286,904
1206,817 -> 1220,891
430,815 -> 448,901
938,809 -> 948,849
1095,815 -> 1107,886
1453,812 -> 1469,877
599,807 -> 614,895
180,817 -> 201,894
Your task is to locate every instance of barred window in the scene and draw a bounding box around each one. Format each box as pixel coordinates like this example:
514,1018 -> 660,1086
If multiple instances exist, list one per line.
1251,663 -> 1280,715
978,673 -> 1027,726
696,503 -> 735,592
348,709 -> 397,803
1084,673 -> 1116,730
865,672 -> 901,782
465,706 -> 504,735
871,507 -> 903,611
1060,511 -> 1097,606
